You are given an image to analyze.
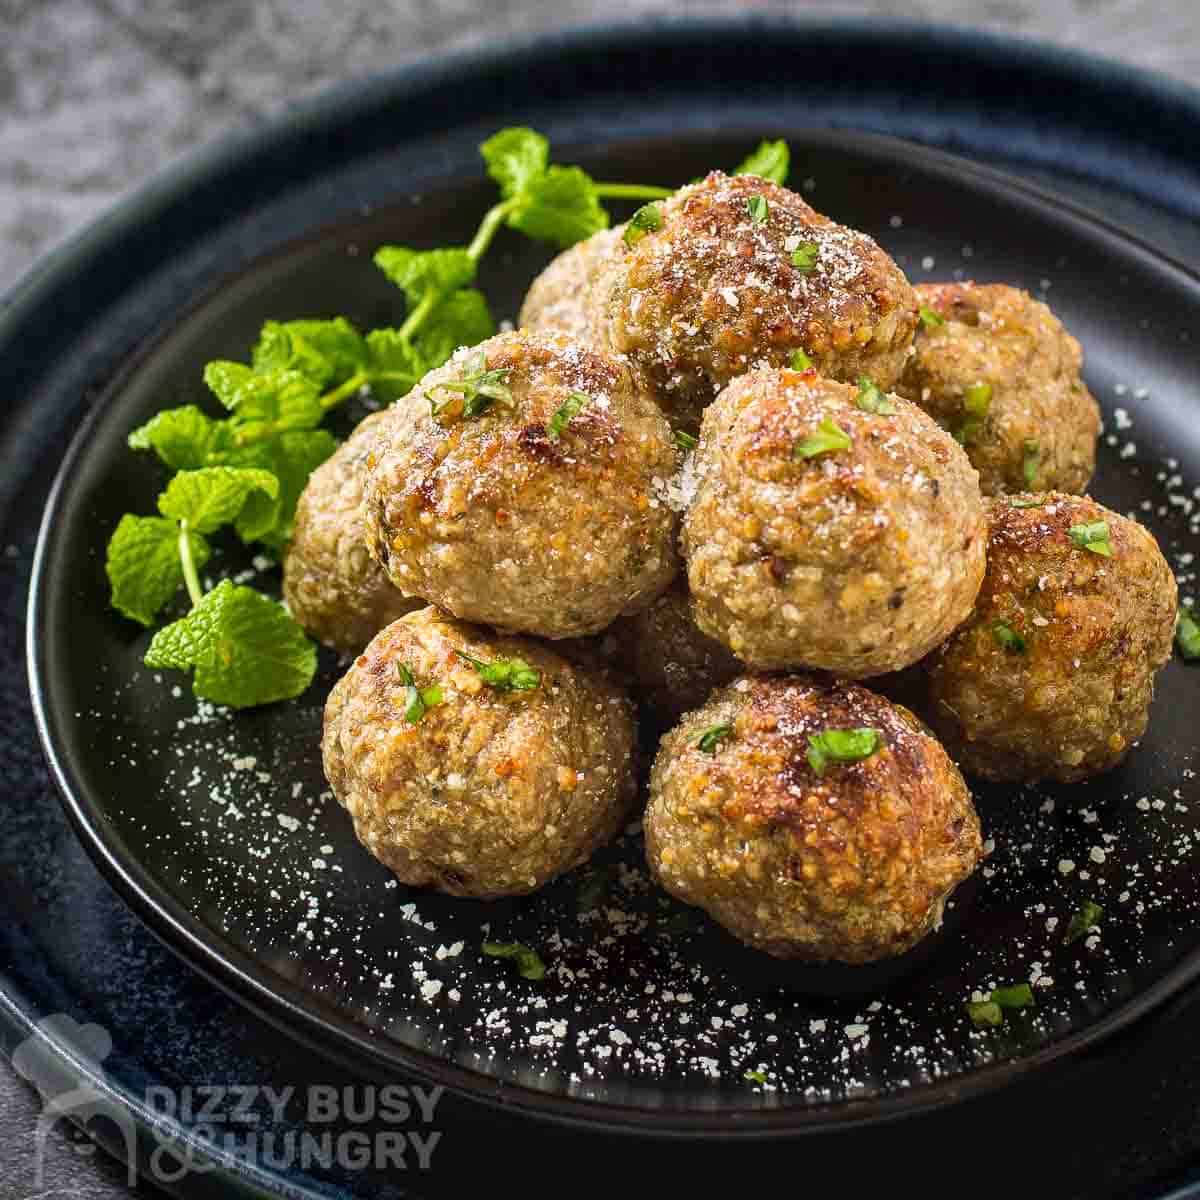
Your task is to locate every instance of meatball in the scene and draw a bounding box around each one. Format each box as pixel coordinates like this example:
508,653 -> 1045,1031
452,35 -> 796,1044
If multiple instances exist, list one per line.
683,367 -> 986,676
363,330 -> 680,639
592,171 -> 918,431
283,410 -> 421,653
519,227 -> 623,343
645,675 -> 982,963
604,581 -> 741,729
323,607 -> 638,898
897,282 -> 1101,496
924,493 -> 1177,783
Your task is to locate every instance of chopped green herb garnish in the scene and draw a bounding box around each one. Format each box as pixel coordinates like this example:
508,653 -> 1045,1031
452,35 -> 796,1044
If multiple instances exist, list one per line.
733,140 -> 790,184
456,650 -> 541,692
806,728 -> 882,776
482,941 -> 546,981
794,416 -> 851,460
789,349 -> 813,371
744,1069 -> 767,1084
854,376 -> 895,415
1010,496 -> 1044,509
790,241 -> 819,272
1064,900 -> 1104,945
965,1000 -> 1003,1028
674,429 -> 698,451
990,983 -> 1035,1010
695,723 -> 733,753
955,381 -> 992,444
1022,439 -> 1040,486
396,663 -> 442,724
1068,520 -> 1113,557
1177,606 -> 1200,660
624,202 -> 663,247
918,304 -> 945,328
429,352 -> 514,419
746,194 -> 769,224
992,621 -> 1027,654
547,390 -> 589,440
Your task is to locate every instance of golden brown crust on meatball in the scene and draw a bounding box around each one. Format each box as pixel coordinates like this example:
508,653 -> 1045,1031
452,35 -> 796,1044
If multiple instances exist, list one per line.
925,494 -> 1178,783
363,330 -> 681,639
283,411 -> 421,653
898,283 -> 1101,496
519,227 -> 624,343
644,675 -> 982,963
593,172 -> 918,431
683,367 -> 986,676
323,607 -> 638,898
604,580 -> 742,729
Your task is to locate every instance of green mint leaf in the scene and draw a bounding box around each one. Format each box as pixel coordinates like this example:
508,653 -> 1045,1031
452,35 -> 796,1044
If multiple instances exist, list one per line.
157,467 -> 279,536
789,349 -> 813,370
106,514 -> 210,627
481,940 -> 546,981
966,1000 -> 1003,1028
1064,900 -> 1104,946
547,391 -> 589,440
695,723 -> 733,753
204,362 -> 324,434
734,139 -> 790,184
144,579 -> 316,708
623,202 -> 663,247
1177,606 -> 1200,661
372,246 -> 477,310
480,127 -> 550,199
806,728 -> 882,776
744,1069 -> 768,1085
918,304 -> 945,329
990,983 -> 1035,1010
252,318 -> 368,389
223,430 -> 338,549
1067,520 -> 1113,557
363,329 -> 429,404
128,405 -> 228,471
1022,439 -> 1041,486
409,289 -> 496,375
793,416 -> 851,460
746,194 -> 769,224
992,620 -> 1027,654
508,165 -> 609,248
854,376 -> 895,414
456,649 -> 540,692
430,354 -> 514,421
791,241 -> 819,271
674,430 -> 698,451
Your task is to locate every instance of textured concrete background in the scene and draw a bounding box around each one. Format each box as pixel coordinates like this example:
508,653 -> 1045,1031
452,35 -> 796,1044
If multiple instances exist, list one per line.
4,0 -> 1200,294
3,1 -> 1199,1196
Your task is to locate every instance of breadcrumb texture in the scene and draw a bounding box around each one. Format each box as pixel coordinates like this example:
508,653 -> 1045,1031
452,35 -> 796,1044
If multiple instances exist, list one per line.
363,330 -> 680,639
323,607 -> 638,898
593,171 -> 917,431
283,410 -> 421,653
925,494 -> 1178,783
519,226 -> 624,343
683,368 -> 986,675
645,675 -> 982,963
898,282 -> 1101,496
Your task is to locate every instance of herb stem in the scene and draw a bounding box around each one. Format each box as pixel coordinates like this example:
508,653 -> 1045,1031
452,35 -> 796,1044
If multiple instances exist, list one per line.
178,519 -> 204,608
319,369 -> 369,411
593,183 -> 674,200
467,198 -> 519,261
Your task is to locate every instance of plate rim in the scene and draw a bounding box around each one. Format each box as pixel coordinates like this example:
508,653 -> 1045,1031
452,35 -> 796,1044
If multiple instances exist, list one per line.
21,22 -> 1200,1140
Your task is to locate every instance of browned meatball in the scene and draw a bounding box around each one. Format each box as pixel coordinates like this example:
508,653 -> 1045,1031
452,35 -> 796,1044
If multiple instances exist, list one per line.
592,172 -> 918,431
925,494 -> 1178,783
645,675 -> 983,963
519,227 -> 623,343
283,411 -> 421,653
363,330 -> 680,639
897,283 -> 1101,496
604,580 -> 742,729
683,367 -> 986,676
323,607 -> 638,898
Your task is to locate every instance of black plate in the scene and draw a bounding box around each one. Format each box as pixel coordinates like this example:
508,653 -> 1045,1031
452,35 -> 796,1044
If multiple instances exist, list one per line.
26,120 -> 1200,1135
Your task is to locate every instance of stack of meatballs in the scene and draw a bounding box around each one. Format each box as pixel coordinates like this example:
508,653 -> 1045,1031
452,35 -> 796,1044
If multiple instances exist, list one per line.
300,171 -> 1178,966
